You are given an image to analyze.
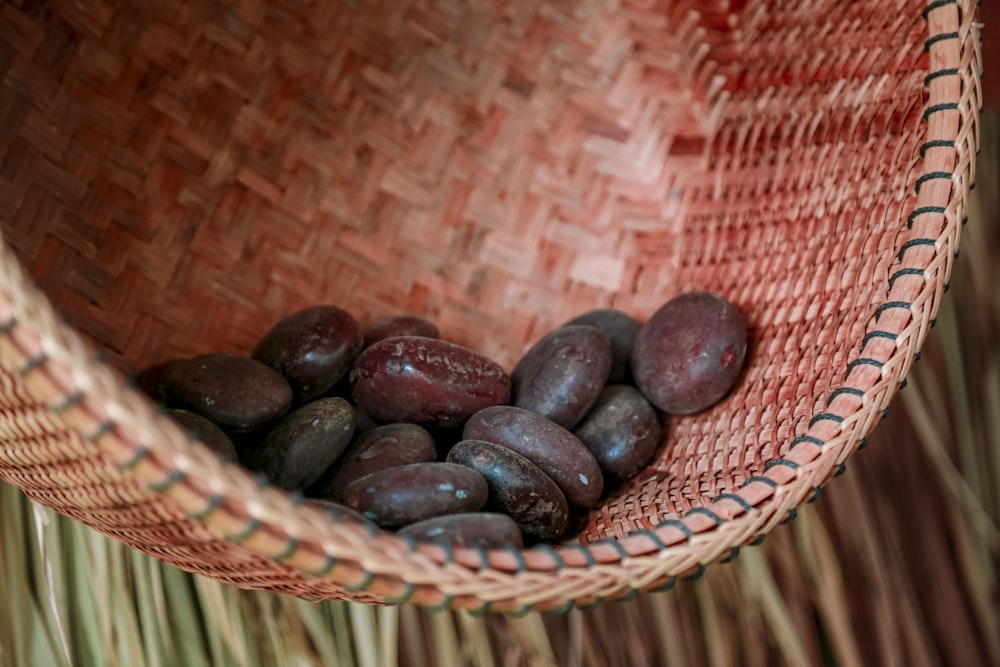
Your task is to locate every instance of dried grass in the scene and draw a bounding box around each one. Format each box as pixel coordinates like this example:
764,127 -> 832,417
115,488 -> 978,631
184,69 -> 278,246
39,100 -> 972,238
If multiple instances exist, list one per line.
0,112 -> 996,667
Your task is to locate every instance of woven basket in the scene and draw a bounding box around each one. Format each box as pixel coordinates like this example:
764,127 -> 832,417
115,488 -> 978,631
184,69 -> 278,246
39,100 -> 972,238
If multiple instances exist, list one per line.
0,0 -> 981,613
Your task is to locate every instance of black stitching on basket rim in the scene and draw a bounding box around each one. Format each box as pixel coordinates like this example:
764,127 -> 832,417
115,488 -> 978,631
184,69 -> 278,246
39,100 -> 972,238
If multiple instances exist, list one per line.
683,564 -> 706,581
48,390 -> 84,413
835,463 -> 847,477
17,352 -> 48,376
809,413 -> 844,428
685,507 -> 723,526
529,542 -> 567,569
148,468 -> 186,493
749,534 -> 766,546
889,267 -> 926,289
648,576 -> 677,593
714,492 -> 753,514
915,170 -> 953,193
828,387 -> 865,403
742,475 -> 779,489
274,537 -> 300,563
0,316 -> 16,334
900,377 -> 909,389
654,518 -> 694,541
577,596 -> 607,611
924,31 -> 960,51
721,546 -> 741,563
898,237 -> 937,260
117,445 -> 150,470
875,301 -> 912,321
342,569 -> 376,594
846,358 -> 884,376
862,330 -> 898,348
919,141 -> 956,159
467,599 -> 492,617
303,554 -> 336,577
791,435 -> 825,450
188,494 -> 223,521
809,486 -> 824,503
384,582 -> 416,606
906,206 -> 947,229
632,529 -> 667,551
781,508 -> 798,525
764,458 -> 800,472
83,418 -> 117,444
594,537 -> 631,562
223,517 -> 261,543
471,545 -> 490,571
505,603 -> 534,618
504,545 -> 527,572
617,588 -> 639,603
566,542 -> 598,567
924,68 -> 960,86
543,599 -> 576,616
922,0 -> 957,17
437,541 -> 455,566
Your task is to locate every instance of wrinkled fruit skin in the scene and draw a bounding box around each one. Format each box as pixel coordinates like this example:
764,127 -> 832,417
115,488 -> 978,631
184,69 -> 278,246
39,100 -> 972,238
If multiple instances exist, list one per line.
563,309 -> 640,384
252,305 -> 363,404
446,440 -> 569,542
632,291 -> 748,414
363,315 -> 439,348
322,423 -> 437,502
397,512 -> 524,550
573,385 -> 661,481
169,409 -> 238,463
343,462 -> 489,527
350,337 -> 511,427
251,397 -> 355,491
463,405 -> 603,508
511,324 -> 612,429
162,354 -> 292,432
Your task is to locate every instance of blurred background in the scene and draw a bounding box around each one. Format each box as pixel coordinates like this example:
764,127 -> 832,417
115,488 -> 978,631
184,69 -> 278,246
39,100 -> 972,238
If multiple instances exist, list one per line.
0,10 -> 997,667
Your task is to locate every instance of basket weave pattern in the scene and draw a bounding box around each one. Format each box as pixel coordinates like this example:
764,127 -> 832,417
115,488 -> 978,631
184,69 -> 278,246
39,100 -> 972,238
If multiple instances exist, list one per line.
0,0 -> 982,612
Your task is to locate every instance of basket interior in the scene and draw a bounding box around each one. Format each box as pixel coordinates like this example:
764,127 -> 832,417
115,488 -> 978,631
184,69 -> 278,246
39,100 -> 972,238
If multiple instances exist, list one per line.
0,0 -> 933,543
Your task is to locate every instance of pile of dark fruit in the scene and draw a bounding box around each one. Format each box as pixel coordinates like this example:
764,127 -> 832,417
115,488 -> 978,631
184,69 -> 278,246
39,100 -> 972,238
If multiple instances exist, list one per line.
137,291 -> 748,550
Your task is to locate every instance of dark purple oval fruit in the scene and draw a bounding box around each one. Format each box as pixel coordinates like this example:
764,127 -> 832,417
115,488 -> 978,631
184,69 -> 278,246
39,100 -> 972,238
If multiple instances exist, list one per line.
134,360 -> 180,401
249,397 -> 355,491
446,439 -> 569,541
572,385 -> 662,481
397,512 -> 524,549
463,405 -> 603,508
322,423 -> 438,502
350,337 -> 511,427
363,316 -> 439,348
511,324 -> 612,429
169,409 -> 238,463
563,309 -> 640,384
632,291 -> 747,414
162,354 -> 292,432
343,462 -> 488,527
252,305 -> 363,404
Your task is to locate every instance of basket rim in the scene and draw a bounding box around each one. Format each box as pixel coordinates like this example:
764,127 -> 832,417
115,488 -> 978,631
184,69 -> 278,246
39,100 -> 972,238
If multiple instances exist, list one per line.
0,0 -> 982,613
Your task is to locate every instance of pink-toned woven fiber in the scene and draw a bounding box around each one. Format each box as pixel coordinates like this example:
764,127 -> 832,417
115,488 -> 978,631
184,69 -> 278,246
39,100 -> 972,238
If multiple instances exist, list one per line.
0,0 -> 982,612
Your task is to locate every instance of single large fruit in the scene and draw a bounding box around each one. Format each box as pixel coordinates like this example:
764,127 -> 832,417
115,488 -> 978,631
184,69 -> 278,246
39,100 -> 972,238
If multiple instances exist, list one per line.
252,305 -> 363,404
161,354 -> 292,432
350,336 -> 511,427
632,291 -> 747,414
563,309 -> 639,384
446,439 -> 569,542
511,324 -> 612,429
